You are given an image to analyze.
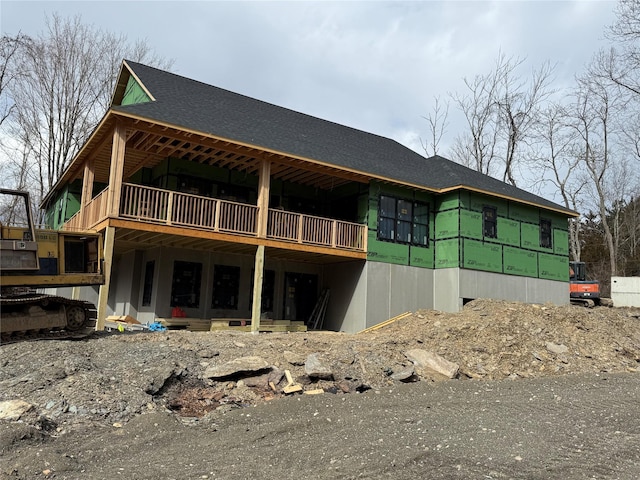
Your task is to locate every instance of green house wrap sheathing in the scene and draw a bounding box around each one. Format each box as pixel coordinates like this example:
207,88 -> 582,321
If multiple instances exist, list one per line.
367,229 -> 410,265
435,210 -> 459,239
521,223 -> 555,253
497,218 -> 520,246
460,191 -> 509,217
553,229 -> 569,256
459,209 -> 482,239
436,192 -> 460,211
435,238 -> 460,268
539,253 -> 569,281
121,76 -> 151,105
508,203 -> 540,223
503,247 -> 538,277
462,239 -> 502,273
410,246 -> 433,268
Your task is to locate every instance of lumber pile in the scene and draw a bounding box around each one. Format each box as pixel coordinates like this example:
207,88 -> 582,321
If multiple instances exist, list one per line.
209,319 -> 307,333
157,318 -> 307,333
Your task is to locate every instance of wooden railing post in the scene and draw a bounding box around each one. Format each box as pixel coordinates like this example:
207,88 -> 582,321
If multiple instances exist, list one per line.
166,191 -> 173,225
107,122 -> 126,217
331,220 -> 337,247
297,214 -> 304,243
213,200 -> 221,232
256,160 -> 271,238
79,157 -> 95,229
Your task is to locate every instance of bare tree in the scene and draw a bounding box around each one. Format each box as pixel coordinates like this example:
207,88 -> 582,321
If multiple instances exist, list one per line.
496,60 -> 556,185
450,63 -> 501,176
604,0 -> 640,96
570,63 -> 626,277
0,35 -> 25,128
450,53 -> 555,185
1,13 -> 173,206
421,96 -> 449,157
532,103 -> 587,260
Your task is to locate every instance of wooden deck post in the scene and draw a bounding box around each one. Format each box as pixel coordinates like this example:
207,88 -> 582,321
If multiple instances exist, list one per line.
96,226 -> 115,331
107,122 -> 127,217
79,157 -> 95,229
250,244 -> 265,334
256,160 -> 271,238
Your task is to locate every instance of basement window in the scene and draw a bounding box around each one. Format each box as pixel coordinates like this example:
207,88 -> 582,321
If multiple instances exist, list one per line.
540,218 -> 552,249
170,261 -> 202,308
377,195 -> 429,247
212,264 -> 241,310
482,206 -> 497,239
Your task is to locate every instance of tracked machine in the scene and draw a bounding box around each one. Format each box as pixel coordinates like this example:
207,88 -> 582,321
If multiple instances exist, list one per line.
569,261 -> 613,308
1,189 -> 104,342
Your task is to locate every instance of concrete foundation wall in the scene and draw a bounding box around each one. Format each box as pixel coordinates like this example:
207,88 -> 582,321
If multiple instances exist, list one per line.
322,261 -> 366,333
363,262 -> 434,332
611,277 -> 640,307
459,269 -> 568,307
433,268 -> 461,312
111,250 -> 143,318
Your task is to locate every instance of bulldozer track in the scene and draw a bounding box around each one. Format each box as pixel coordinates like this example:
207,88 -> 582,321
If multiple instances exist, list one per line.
0,294 -> 97,345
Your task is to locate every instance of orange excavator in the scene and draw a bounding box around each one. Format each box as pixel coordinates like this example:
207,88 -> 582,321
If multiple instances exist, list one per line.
569,261 -> 613,307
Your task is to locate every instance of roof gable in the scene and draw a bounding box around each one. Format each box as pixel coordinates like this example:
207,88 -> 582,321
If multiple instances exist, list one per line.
111,61 -> 155,107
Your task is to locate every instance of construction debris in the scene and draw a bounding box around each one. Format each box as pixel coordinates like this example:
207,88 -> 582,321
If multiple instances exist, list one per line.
282,370 -> 303,394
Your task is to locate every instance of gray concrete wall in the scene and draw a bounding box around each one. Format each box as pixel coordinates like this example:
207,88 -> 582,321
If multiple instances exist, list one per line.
433,268 -> 461,312
458,269 -> 568,307
364,262 -> 435,331
111,250 -> 143,318
322,260 -> 366,332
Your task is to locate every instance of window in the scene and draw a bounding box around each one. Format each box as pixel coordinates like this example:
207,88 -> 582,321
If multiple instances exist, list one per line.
412,202 -> 429,247
170,261 -> 202,308
142,261 -> 155,306
540,218 -> 552,249
377,195 -> 429,247
211,264 -> 241,310
482,206 -> 497,238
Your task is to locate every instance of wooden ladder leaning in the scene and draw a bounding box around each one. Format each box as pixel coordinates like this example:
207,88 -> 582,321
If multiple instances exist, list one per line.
308,289 -> 330,330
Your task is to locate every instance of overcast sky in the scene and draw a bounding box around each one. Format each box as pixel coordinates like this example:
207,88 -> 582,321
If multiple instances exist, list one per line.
2,1 -> 618,156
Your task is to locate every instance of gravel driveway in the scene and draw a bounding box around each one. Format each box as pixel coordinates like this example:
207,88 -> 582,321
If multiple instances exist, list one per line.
4,372 -> 640,479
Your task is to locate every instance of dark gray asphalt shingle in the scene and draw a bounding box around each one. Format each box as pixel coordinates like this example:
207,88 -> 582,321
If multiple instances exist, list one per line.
114,61 -> 573,215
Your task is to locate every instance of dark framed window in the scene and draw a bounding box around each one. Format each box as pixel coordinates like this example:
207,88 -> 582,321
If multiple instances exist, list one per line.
540,218 -> 552,249
377,195 -> 429,247
412,202 -> 430,247
482,206 -> 497,239
170,261 -> 202,308
142,260 -> 155,306
212,264 -> 241,310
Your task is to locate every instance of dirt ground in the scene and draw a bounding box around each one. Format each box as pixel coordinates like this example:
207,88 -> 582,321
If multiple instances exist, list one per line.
2,299 -> 640,479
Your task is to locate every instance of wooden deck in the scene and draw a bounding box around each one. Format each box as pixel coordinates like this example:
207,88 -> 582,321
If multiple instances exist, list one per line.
65,183 -> 366,253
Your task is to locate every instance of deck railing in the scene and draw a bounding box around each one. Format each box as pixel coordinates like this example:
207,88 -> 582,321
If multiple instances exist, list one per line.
65,183 -> 366,252
120,183 -> 258,235
267,209 -> 366,251
62,187 -> 108,231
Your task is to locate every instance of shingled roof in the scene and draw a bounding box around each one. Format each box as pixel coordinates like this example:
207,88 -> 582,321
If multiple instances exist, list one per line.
113,60 -> 574,216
